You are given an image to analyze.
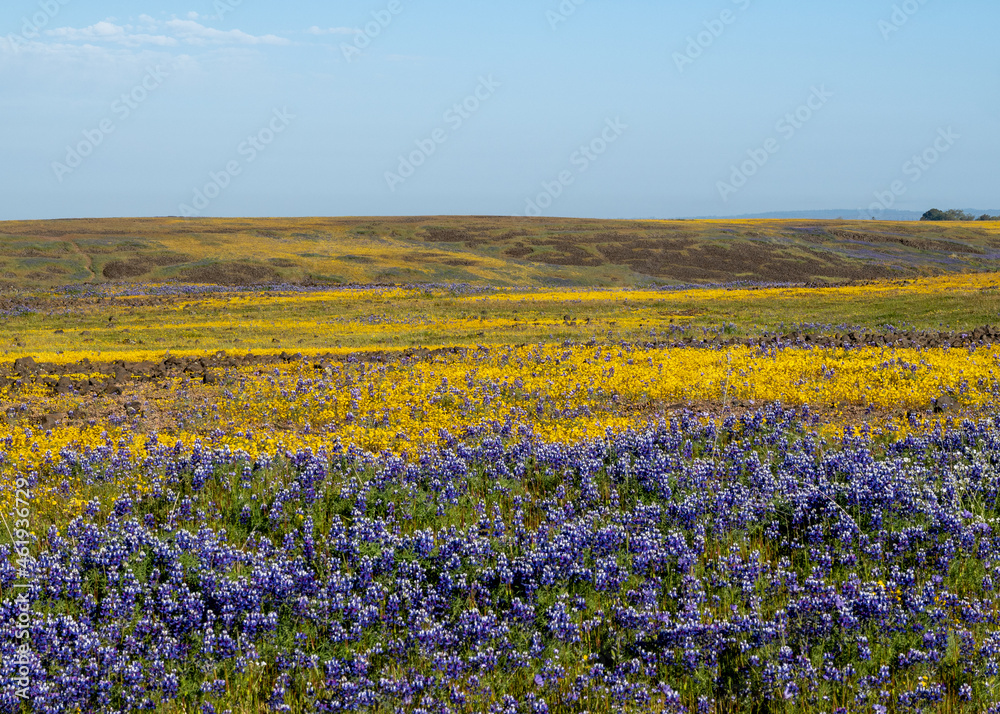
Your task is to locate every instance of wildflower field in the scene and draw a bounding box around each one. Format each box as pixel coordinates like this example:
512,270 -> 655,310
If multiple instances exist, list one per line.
5,269 -> 1000,712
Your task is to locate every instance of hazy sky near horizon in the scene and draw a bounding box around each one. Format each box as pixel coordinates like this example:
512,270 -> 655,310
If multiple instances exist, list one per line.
2,0 -> 997,221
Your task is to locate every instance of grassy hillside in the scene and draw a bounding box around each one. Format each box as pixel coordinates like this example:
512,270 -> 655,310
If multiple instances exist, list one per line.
1,216 -> 999,288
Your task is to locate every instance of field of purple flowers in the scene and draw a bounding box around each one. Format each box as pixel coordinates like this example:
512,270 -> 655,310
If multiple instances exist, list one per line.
4,407 -> 1000,712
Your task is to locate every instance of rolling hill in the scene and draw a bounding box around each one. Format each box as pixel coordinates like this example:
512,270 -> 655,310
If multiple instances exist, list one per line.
1,216 -> 999,289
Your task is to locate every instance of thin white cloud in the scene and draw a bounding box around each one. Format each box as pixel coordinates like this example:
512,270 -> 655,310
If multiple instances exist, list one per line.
38,17 -> 290,49
164,19 -> 290,46
45,21 -> 177,48
307,26 -> 361,36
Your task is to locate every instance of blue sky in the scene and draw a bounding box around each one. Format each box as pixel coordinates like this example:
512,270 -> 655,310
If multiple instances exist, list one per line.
1,0 -> 997,220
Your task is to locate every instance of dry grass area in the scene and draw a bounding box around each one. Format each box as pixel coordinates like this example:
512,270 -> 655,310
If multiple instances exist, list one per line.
1,216 -> 999,288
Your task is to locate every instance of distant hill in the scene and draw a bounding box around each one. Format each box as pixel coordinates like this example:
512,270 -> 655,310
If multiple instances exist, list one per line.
696,209 -> 923,221
1,216 -> 999,289
696,209 -> 1000,221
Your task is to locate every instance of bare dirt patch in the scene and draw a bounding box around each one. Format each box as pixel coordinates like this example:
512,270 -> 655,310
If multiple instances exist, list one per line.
504,244 -> 534,259
268,258 -> 300,268
177,262 -> 281,285
828,229 -> 983,254
102,253 -> 191,279
103,260 -> 151,279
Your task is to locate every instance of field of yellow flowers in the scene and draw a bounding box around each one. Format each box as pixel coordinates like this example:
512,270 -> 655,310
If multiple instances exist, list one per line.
3,271 -> 1000,361
3,273 -> 999,527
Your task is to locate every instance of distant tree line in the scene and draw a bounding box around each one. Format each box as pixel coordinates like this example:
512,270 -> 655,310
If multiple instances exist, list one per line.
921,208 -> 999,221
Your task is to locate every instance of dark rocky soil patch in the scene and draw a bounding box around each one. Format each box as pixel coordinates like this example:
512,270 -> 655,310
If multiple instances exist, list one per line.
828,229 -> 983,254
102,253 -> 192,279
268,258 -> 300,268
177,262 -> 281,285
592,238 -> 899,282
103,260 -> 151,279
505,244 -> 534,259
